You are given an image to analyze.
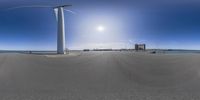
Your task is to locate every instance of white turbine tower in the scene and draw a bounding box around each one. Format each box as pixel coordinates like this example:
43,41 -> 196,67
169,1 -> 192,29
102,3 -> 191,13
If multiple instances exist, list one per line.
7,4 -> 72,54
54,5 -> 72,54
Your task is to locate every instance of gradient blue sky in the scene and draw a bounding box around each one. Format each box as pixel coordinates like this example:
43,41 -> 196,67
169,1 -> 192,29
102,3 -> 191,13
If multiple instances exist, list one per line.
0,0 -> 200,50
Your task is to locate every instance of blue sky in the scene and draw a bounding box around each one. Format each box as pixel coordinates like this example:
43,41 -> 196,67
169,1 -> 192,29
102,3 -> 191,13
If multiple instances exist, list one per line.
0,0 -> 200,50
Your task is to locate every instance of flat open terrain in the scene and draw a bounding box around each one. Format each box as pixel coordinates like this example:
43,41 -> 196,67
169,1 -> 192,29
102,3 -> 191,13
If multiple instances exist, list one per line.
0,51 -> 200,100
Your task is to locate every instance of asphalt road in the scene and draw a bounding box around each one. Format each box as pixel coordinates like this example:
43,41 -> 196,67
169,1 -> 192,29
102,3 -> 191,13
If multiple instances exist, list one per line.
0,51 -> 200,100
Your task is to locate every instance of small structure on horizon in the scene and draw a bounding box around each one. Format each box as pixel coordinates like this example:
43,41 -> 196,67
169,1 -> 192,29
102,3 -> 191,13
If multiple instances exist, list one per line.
93,49 -> 113,51
83,49 -> 90,51
135,44 -> 146,51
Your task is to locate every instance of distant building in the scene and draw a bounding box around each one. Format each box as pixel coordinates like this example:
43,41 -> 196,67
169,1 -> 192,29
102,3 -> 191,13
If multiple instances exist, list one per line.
135,44 -> 146,51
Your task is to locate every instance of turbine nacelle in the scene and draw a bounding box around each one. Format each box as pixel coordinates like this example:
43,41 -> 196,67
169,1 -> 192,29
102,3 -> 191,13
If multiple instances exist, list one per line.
54,5 -> 72,8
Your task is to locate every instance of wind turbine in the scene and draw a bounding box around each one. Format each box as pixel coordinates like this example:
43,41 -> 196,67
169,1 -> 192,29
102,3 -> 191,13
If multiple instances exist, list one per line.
7,4 -> 73,54
54,5 -> 72,54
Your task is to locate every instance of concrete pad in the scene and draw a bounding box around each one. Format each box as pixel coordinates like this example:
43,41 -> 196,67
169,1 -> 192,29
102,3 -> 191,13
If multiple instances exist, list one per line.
45,53 -> 81,58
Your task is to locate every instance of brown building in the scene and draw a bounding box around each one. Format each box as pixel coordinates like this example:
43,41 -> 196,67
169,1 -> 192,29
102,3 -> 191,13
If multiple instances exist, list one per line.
135,44 -> 146,51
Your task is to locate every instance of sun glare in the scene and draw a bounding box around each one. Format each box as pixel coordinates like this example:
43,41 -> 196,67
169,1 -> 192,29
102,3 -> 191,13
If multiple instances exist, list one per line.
97,26 -> 105,32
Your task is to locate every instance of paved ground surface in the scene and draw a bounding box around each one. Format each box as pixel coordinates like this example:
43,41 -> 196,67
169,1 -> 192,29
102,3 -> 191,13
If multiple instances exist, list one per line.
0,51 -> 200,100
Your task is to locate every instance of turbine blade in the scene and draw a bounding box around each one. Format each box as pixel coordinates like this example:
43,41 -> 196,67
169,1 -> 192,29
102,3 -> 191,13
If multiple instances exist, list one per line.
63,9 -> 76,14
7,5 -> 53,10
54,8 -> 58,21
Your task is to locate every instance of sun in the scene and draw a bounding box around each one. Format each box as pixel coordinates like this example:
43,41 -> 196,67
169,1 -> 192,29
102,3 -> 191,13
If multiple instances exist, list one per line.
97,25 -> 105,32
